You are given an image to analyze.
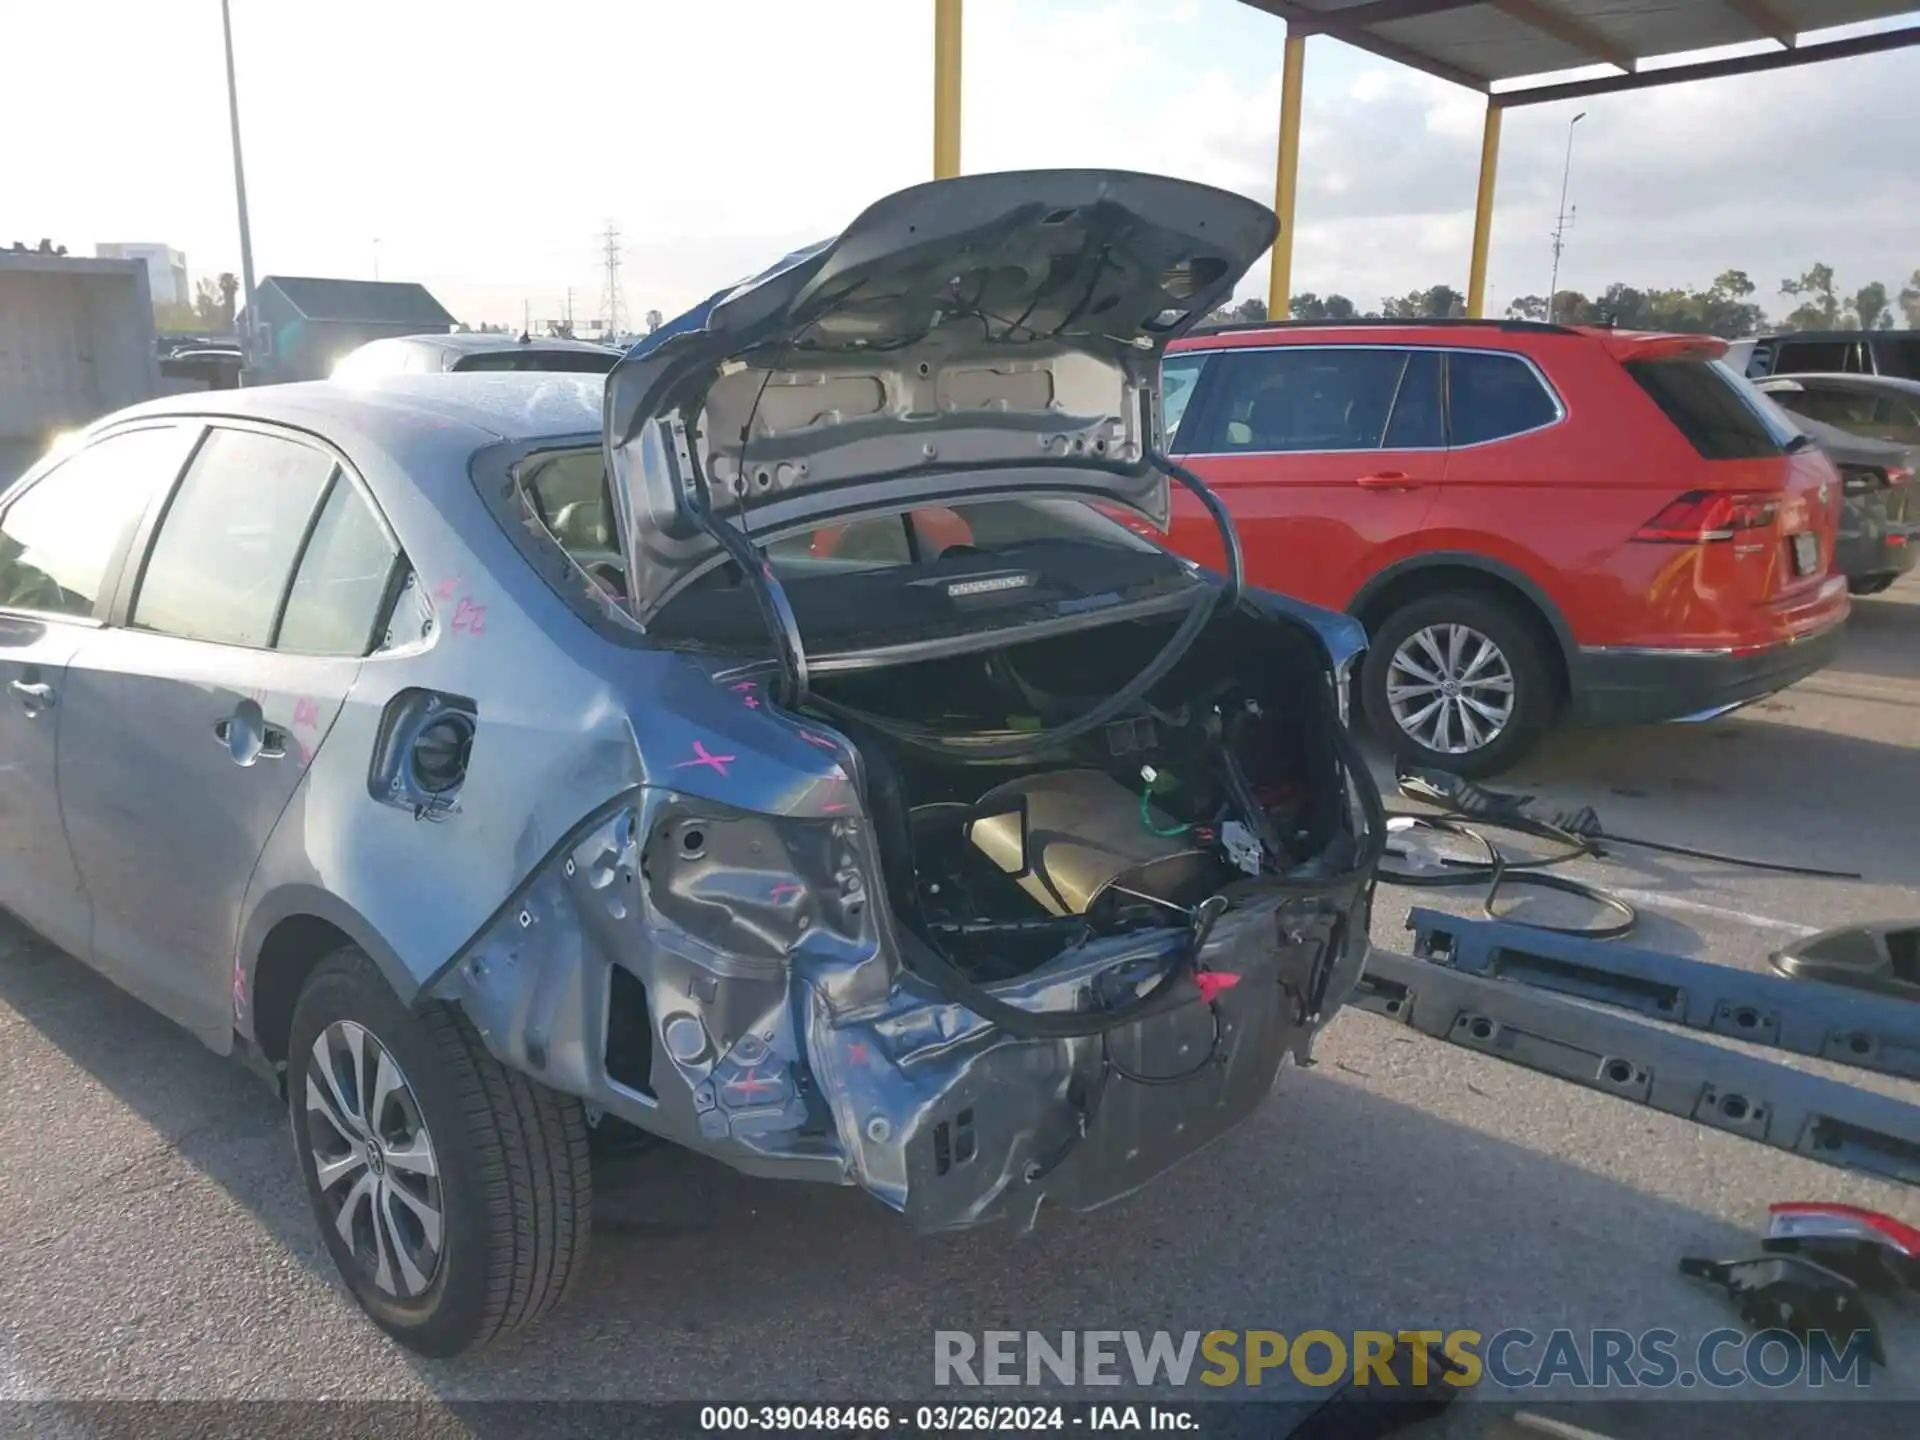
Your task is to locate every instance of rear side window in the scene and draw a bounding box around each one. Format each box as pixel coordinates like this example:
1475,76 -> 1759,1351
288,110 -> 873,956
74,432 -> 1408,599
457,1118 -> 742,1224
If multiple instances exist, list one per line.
1190,347 -> 1411,452
1628,359 -> 1801,460
132,427 -> 336,647
1880,339 -> 1920,382
0,426 -> 195,618
1384,351 -> 1444,448
275,478 -> 400,655
1446,352 -> 1560,446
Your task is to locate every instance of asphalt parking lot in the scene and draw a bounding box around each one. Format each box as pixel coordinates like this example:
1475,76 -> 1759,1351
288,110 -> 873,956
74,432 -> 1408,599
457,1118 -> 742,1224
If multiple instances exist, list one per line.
2,579 -> 1917,1428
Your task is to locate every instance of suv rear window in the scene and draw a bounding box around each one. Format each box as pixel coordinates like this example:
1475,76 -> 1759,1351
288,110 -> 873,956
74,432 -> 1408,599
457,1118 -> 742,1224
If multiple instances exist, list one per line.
1626,358 -> 1802,460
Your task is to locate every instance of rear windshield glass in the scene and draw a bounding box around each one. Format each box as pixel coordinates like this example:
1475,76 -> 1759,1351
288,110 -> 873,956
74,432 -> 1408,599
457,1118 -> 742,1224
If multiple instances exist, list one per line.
454,349 -> 619,374
1626,358 -> 1802,460
502,448 -> 1186,651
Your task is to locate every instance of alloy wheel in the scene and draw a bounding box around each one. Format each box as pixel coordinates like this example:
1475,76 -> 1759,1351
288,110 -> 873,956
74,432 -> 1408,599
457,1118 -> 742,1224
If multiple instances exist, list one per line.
304,1020 -> 444,1300
1386,623 -> 1516,756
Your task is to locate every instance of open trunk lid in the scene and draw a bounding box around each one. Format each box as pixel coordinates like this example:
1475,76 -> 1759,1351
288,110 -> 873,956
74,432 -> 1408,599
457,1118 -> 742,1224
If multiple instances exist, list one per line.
602,170 -> 1276,632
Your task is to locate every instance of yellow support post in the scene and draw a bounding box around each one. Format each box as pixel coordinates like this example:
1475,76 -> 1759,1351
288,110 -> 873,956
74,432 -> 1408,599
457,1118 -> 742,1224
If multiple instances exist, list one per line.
1266,31 -> 1307,320
933,0 -> 963,179
1467,101 -> 1503,319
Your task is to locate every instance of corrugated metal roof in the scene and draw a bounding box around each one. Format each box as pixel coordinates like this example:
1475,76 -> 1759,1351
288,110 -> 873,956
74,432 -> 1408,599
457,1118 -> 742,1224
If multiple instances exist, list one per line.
259,275 -> 454,327
1239,0 -> 1920,96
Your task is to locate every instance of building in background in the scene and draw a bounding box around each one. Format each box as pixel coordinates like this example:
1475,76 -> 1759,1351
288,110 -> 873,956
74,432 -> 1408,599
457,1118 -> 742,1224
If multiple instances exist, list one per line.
95,243 -> 189,308
0,252 -> 160,485
240,276 -> 455,382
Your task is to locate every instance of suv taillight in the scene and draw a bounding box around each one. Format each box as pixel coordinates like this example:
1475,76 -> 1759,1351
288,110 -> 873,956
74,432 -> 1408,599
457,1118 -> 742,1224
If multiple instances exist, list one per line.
1887,466 -> 1912,487
1632,490 -> 1781,542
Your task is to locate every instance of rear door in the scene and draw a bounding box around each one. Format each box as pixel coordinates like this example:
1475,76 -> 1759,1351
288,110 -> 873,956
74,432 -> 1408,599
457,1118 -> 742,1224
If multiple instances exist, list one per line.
1165,344 -> 1442,604
57,423 -> 403,1046
0,424 -> 199,960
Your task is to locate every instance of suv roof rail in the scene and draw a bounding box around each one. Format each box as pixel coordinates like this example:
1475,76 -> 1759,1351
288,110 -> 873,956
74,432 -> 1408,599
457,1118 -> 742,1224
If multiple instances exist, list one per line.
1188,317 -> 1578,337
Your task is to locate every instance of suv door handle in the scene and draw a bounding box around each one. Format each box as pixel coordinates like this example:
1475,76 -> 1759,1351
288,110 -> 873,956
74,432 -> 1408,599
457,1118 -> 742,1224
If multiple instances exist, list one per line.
1355,472 -> 1427,491
9,679 -> 55,713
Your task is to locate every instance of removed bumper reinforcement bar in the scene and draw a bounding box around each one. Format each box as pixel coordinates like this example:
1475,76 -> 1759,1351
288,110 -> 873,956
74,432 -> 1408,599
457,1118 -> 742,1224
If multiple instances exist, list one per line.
1354,948 -> 1920,1190
1406,908 -> 1920,1082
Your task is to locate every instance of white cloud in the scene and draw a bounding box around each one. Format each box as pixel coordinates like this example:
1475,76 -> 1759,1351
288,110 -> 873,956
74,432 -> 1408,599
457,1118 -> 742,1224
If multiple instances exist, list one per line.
3,0 -> 1915,328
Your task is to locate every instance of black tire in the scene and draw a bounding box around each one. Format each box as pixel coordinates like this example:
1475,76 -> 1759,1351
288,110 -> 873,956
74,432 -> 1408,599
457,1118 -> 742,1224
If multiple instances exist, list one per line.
1361,591 -> 1558,779
288,947 -> 592,1357
1848,575 -> 1895,597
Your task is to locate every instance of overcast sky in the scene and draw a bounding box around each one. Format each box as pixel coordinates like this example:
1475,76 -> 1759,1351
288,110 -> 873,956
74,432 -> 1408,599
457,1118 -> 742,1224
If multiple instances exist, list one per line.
4,1 -> 1916,328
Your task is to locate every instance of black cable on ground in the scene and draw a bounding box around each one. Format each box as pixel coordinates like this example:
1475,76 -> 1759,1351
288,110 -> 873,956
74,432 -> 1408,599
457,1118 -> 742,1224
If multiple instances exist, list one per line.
1378,766 -> 1864,942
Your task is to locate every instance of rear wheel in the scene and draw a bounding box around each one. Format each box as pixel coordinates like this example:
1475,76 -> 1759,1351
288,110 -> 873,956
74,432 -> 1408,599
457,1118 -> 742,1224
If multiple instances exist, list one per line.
1848,575 -> 1896,597
288,947 -> 592,1357
1362,591 -> 1557,778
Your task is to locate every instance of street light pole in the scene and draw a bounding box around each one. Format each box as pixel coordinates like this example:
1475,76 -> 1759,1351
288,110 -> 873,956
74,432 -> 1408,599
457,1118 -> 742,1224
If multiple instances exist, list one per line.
1546,111 -> 1586,324
220,0 -> 261,365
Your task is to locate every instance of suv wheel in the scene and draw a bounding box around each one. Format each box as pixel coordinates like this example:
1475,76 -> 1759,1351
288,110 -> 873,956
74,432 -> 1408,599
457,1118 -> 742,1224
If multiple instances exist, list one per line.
288,947 -> 592,1357
1362,592 -> 1557,778
1848,576 -> 1895,597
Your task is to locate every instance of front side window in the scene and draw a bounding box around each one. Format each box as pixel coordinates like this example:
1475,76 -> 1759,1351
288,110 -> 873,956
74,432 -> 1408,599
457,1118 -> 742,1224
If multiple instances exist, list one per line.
1192,347 -> 1409,452
132,427 -> 337,647
275,477 -> 401,655
1158,354 -> 1211,452
1446,352 -> 1561,446
0,426 -> 195,618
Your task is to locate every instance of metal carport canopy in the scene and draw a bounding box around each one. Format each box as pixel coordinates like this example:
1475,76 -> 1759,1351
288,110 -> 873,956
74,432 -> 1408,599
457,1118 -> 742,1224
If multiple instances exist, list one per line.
1226,0 -> 1920,317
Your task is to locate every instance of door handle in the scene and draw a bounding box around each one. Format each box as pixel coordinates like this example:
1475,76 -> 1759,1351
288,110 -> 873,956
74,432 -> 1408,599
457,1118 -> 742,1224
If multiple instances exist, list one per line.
213,715 -> 289,764
1355,471 -> 1426,491
9,679 -> 55,712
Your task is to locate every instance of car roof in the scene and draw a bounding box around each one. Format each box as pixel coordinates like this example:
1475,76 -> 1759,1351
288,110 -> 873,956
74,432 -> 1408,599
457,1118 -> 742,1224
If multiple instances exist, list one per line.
1757,329 -> 1915,345
1764,371 -> 1920,397
1170,318 -> 1724,363
393,332 -> 622,356
104,372 -> 606,454
1176,317 -> 1573,346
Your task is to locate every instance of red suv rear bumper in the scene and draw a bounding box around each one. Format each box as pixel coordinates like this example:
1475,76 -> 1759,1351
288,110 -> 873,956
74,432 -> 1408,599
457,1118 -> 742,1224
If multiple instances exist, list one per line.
1570,614 -> 1846,726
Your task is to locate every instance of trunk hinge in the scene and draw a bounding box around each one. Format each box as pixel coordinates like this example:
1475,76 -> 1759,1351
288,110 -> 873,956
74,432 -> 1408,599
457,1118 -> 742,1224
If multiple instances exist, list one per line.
662,417 -> 810,707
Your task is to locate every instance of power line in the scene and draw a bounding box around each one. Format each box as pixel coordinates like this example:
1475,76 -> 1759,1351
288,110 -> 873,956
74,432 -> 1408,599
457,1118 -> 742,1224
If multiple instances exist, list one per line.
599,222 -> 626,341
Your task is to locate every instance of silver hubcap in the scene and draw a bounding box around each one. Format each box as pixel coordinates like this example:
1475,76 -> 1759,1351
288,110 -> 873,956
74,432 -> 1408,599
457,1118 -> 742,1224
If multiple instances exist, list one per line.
304,1020 -> 443,1299
1387,623 -> 1516,755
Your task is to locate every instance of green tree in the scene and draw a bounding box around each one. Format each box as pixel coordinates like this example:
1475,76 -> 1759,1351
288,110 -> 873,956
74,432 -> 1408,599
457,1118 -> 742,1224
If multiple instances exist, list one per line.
1780,263 -> 1845,330
153,300 -> 206,333
192,273 -> 237,331
1854,281 -> 1893,331
1901,270 -> 1920,328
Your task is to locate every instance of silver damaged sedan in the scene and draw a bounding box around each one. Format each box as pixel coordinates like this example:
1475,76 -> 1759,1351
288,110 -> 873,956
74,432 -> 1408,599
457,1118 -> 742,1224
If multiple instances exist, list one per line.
0,170 -> 1382,1355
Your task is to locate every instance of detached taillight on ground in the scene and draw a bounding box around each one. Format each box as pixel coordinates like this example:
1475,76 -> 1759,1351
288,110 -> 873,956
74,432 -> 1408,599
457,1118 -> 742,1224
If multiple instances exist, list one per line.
1632,490 -> 1781,542
1767,1202 -> 1920,1257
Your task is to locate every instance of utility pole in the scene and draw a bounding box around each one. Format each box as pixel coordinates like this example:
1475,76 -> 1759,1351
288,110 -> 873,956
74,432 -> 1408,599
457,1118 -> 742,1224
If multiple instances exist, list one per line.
522,299 -> 531,339
599,222 -> 626,342
220,0 -> 261,365
1546,111 -> 1586,324
564,287 -> 574,337
373,236 -> 381,281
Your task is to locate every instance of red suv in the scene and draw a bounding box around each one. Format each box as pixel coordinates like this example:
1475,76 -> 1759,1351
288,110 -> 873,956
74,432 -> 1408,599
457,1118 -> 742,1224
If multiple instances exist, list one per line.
1159,321 -> 1850,775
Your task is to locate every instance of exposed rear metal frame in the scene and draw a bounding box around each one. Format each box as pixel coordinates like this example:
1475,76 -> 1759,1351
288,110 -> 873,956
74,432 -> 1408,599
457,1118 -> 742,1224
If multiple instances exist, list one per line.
1352,912 -> 1920,1191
